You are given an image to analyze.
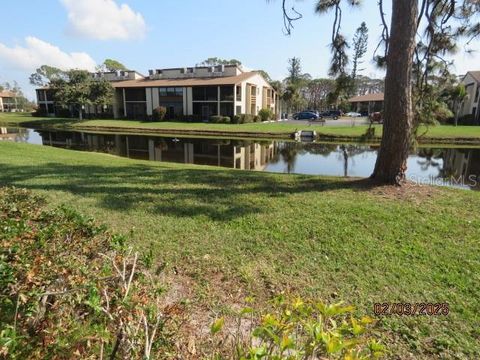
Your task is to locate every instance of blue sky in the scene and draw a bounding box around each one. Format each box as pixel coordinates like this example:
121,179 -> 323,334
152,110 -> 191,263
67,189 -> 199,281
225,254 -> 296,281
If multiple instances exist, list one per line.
0,0 -> 478,99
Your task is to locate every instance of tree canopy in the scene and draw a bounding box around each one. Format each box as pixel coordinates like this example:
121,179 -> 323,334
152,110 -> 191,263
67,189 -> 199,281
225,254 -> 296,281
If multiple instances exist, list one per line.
101,59 -> 128,72
50,70 -> 113,120
197,58 -> 242,66
29,65 -> 65,87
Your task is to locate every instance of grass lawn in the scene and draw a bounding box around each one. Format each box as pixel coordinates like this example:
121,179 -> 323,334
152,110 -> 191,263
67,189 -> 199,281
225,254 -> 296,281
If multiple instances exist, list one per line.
0,141 -> 479,358
3,112 -> 480,142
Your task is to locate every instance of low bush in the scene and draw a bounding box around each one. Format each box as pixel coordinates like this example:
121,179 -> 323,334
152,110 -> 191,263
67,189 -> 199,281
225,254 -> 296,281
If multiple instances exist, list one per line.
237,114 -> 254,124
454,114 -> 478,126
0,187 -> 169,359
258,108 -> 274,122
31,109 -> 47,117
222,116 -> 231,124
210,115 -> 223,123
152,106 -> 167,121
254,115 -> 261,123
232,115 -> 241,124
210,295 -> 386,359
56,108 -> 72,118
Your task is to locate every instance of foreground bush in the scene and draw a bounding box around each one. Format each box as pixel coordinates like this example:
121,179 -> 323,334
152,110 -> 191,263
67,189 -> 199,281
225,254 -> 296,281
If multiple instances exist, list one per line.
211,296 -> 386,359
258,108 -> 274,122
0,187 -> 167,359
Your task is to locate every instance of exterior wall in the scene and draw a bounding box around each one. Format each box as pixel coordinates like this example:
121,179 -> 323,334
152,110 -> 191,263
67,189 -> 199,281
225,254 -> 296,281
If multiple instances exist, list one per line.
459,73 -> 480,118
240,73 -> 276,116
0,97 -> 3,112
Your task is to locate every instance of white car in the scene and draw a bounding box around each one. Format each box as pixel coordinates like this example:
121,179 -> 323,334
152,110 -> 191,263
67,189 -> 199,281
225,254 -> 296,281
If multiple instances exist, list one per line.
345,112 -> 362,117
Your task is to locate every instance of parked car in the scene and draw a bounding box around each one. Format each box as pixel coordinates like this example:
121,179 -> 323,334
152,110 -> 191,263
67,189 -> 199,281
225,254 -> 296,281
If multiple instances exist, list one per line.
319,110 -> 342,120
293,111 -> 319,120
345,112 -> 362,117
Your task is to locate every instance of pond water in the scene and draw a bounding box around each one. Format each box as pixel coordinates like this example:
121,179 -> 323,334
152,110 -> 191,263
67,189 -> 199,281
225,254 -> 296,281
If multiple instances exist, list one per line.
3,127 -> 480,190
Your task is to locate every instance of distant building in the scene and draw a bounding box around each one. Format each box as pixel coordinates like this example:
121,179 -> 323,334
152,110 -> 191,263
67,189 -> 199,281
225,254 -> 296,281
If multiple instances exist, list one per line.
35,66 -> 279,120
348,92 -> 384,114
456,71 -> 480,123
0,91 -> 17,112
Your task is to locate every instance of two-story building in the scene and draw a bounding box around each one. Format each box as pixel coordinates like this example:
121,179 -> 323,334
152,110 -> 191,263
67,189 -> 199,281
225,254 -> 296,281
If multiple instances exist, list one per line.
0,91 -> 17,112
36,65 -> 279,120
112,65 -> 278,120
457,71 -> 480,123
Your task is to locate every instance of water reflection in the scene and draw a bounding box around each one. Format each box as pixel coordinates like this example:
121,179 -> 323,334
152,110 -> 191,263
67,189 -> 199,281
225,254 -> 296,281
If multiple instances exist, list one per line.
0,127 -> 29,143
36,130 -> 278,170
4,128 -> 480,190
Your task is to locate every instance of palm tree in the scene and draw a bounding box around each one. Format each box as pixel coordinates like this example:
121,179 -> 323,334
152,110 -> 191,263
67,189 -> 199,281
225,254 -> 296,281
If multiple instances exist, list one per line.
450,84 -> 468,127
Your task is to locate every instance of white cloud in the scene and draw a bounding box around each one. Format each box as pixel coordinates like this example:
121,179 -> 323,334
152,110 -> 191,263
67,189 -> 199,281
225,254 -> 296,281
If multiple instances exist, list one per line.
0,36 -> 97,72
61,0 -> 146,41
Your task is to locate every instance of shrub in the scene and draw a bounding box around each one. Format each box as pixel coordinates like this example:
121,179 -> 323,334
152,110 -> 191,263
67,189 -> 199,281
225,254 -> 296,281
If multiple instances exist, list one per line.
152,106 -> 167,121
210,115 -> 223,123
32,108 -> 47,117
456,114 -> 477,126
253,115 -> 261,123
232,115 -> 241,124
210,295 -> 386,359
238,114 -> 254,124
258,108 -> 274,122
222,116 -> 231,124
57,108 -> 72,118
0,187 -> 169,359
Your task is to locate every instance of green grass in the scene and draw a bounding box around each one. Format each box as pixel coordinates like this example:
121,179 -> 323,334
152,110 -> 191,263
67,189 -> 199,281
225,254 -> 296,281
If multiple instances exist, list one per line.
4,112 -> 480,141
0,141 -> 479,358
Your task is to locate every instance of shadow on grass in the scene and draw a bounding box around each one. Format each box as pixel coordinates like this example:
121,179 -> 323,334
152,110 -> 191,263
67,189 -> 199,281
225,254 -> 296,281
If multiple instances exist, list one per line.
0,161 -> 379,221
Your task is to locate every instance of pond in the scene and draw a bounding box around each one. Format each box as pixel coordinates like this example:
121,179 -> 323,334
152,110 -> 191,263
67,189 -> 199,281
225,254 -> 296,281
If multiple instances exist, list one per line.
3,127 -> 480,190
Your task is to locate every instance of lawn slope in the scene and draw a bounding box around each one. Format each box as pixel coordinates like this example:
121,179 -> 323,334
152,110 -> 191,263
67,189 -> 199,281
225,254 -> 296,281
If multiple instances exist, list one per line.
0,141 -> 479,358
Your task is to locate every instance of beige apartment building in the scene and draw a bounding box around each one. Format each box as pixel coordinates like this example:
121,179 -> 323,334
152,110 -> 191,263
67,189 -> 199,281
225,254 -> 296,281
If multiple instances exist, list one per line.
457,71 -> 480,123
0,91 -> 17,112
112,65 -> 278,119
36,65 -> 279,120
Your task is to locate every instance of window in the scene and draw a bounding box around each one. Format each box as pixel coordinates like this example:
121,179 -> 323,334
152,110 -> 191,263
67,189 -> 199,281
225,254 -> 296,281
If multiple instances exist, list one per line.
192,87 -> 218,101
159,87 -> 183,97
236,86 -> 241,101
125,88 -> 146,102
220,103 -> 234,117
220,86 -> 234,101
37,91 -> 46,102
236,106 -> 241,115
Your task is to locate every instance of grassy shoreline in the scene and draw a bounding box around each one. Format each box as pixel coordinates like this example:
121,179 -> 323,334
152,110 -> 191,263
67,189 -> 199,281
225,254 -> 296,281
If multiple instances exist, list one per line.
0,141 -> 479,358
3,113 -> 480,144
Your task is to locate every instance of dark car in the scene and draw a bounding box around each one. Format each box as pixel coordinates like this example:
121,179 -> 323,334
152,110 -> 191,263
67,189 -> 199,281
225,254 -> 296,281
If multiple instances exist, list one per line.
293,111 -> 319,120
320,110 -> 342,120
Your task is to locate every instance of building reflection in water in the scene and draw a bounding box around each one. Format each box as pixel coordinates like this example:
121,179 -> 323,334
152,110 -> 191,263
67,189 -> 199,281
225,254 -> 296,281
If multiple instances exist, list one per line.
36,130 -> 278,171
0,127 -> 29,142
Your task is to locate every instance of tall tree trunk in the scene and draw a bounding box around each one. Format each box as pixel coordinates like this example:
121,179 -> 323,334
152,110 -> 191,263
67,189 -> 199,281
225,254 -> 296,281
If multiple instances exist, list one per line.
371,0 -> 418,185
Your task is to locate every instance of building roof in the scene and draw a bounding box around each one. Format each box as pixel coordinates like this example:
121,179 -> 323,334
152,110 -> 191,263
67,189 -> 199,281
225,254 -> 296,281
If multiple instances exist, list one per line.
0,91 -> 16,98
466,71 -> 480,83
348,92 -> 384,103
112,71 -> 259,89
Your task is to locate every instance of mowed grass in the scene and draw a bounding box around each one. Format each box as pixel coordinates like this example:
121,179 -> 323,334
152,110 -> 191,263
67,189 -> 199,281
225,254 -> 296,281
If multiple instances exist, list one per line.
0,141 -> 479,358
4,112 -> 480,140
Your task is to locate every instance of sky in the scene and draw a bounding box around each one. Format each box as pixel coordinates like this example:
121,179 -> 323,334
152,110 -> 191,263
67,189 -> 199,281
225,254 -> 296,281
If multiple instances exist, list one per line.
0,0 -> 478,100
